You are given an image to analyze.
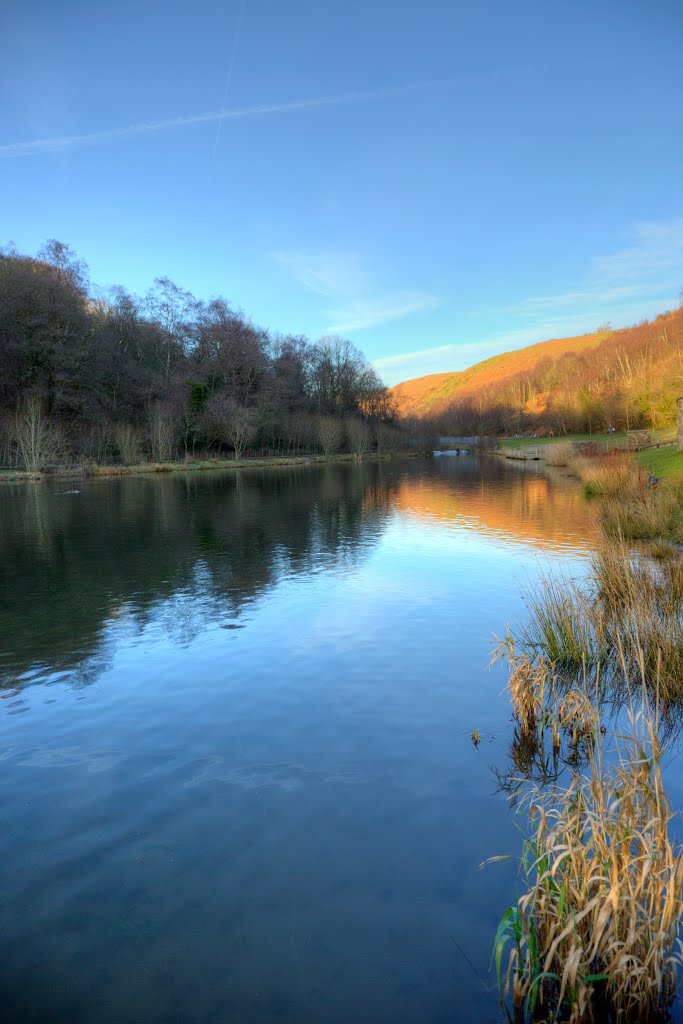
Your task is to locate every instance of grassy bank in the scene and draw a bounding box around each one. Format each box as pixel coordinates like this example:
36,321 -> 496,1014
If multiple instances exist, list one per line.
0,450 -> 416,485
501,429 -> 676,452
635,445 -> 683,479
491,432 -> 683,1018
492,538 -> 683,1021
542,442 -> 683,542
502,430 -> 630,450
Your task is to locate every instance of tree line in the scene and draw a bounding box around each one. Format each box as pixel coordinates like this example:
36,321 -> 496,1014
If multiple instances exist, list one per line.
0,240 -> 403,470
412,308 -> 683,438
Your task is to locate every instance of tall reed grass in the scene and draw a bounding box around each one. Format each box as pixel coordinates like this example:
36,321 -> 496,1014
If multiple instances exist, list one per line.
493,530 -> 683,1019
508,542 -> 683,704
570,451 -> 648,499
565,446 -> 683,542
544,442 -> 574,467
494,711 -> 683,1023
601,477 -> 683,542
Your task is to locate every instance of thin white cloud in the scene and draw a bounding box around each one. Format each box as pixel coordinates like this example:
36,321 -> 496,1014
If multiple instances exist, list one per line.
2,61 -> 590,161
0,79 -> 449,160
273,249 -> 368,299
376,217 -> 683,385
374,342 -> 480,371
373,337 -> 530,386
593,218 -> 683,283
511,218 -> 683,320
274,248 -> 442,335
327,295 -> 442,333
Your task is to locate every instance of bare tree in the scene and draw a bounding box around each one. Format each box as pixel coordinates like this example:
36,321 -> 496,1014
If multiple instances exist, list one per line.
147,403 -> 175,462
115,423 -> 142,465
145,278 -> 198,394
0,412 -> 16,467
346,417 -> 372,457
206,396 -> 257,459
14,396 -> 65,470
317,415 -> 343,456
375,421 -> 403,455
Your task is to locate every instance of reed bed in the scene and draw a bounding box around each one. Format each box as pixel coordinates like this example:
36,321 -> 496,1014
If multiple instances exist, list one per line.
544,442 -> 574,467
565,446 -> 683,542
492,526 -> 683,1019
493,634 -> 599,754
494,712 -> 683,1023
508,541 -> 683,704
601,478 -> 683,543
569,451 -> 648,499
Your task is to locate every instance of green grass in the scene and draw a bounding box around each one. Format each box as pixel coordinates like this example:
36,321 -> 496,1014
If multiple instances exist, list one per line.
635,446 -> 683,479
502,431 -> 630,450
503,428 -> 676,451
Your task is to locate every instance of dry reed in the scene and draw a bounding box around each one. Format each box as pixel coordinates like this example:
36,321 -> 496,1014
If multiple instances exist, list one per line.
509,541 -> 683,705
495,711 -> 683,1022
565,447 -> 683,543
545,442 -> 574,467
493,525 -> 683,1020
569,451 -> 647,499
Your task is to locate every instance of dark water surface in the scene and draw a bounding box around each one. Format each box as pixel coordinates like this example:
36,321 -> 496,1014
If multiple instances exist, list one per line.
0,457 -> 609,1022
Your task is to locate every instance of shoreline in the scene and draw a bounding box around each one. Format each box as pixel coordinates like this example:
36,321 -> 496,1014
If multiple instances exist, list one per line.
0,450 -> 422,485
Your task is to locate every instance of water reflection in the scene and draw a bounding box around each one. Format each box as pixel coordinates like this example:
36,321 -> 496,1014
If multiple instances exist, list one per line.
0,464 -> 395,688
395,456 -> 594,551
0,456 -> 602,1024
0,458 -> 592,692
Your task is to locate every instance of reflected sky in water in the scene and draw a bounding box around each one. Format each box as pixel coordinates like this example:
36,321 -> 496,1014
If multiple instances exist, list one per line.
0,457 -> 652,1024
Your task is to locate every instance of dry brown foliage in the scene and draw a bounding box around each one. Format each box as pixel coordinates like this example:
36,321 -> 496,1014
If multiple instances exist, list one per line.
496,713 -> 683,1023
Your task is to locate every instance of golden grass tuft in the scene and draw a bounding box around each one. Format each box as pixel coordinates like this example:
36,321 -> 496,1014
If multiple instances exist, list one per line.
601,477 -> 683,543
506,540 -> 683,705
565,447 -> 683,543
557,690 -> 599,746
570,451 -> 648,499
493,529 -> 683,1019
493,631 -> 600,766
495,712 -> 683,1022
544,442 -> 574,467
495,634 -> 551,736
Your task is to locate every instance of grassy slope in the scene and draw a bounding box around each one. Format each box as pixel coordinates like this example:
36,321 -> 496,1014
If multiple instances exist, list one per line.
391,331 -> 604,418
500,431 -> 683,479
636,447 -> 683,479
502,431 -> 631,449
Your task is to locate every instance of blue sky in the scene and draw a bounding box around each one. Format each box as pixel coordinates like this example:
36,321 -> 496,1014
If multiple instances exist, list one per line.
2,0 -> 682,385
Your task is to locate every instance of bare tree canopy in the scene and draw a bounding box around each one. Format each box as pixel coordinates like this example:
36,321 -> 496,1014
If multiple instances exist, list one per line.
0,240 -> 397,465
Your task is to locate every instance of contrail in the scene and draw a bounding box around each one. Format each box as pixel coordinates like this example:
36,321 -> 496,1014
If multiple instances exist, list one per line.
210,0 -> 248,164
0,79 -> 448,160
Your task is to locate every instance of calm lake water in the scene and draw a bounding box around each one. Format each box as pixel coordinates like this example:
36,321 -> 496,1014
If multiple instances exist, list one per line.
0,455 -> 671,1023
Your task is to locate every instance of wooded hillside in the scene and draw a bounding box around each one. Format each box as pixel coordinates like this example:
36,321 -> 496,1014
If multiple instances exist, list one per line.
0,241 -> 398,469
391,309 -> 683,435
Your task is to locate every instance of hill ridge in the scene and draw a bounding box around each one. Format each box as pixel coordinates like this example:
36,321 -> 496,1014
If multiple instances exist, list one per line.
388,309 -> 683,432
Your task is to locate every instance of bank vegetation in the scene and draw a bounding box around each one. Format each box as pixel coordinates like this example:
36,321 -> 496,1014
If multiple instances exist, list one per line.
0,240 -> 405,475
491,446 -> 683,1020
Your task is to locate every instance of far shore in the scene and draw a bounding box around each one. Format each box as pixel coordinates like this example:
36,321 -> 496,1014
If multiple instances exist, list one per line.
0,449 -> 423,485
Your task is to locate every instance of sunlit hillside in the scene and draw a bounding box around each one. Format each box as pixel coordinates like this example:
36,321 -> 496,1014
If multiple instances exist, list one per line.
391,308 -> 683,435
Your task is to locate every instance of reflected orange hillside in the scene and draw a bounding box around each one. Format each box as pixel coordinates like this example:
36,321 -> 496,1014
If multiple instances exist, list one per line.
393,470 -> 595,552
